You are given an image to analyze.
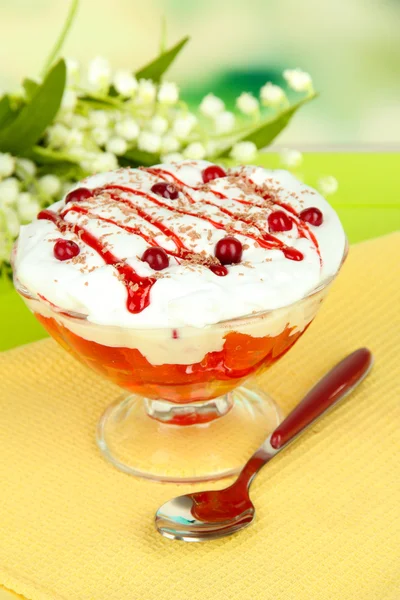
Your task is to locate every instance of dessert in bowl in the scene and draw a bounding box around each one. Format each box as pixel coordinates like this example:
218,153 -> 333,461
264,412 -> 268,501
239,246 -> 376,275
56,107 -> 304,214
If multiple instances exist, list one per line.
13,160 -> 346,481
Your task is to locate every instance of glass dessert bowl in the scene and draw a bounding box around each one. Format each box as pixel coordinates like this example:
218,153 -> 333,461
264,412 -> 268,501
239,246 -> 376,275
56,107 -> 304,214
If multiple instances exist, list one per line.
12,160 -> 347,482
13,273 -> 343,482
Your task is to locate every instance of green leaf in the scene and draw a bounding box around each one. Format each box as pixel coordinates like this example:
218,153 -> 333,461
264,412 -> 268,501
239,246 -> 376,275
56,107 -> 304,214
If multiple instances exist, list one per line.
122,148 -> 160,167
24,147 -> 84,181
22,78 -> 40,101
0,95 -> 17,129
217,94 -> 318,156
24,145 -> 78,166
135,36 -> 189,83
37,161 -> 85,181
0,59 -> 66,154
79,93 -> 120,109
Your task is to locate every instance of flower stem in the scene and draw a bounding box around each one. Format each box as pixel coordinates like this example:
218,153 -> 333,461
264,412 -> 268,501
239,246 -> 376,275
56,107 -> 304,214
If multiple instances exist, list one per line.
159,16 -> 167,53
41,0 -> 80,78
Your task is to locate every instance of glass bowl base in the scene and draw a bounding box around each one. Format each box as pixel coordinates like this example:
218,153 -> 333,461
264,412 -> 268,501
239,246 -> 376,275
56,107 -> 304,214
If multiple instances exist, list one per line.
96,386 -> 282,483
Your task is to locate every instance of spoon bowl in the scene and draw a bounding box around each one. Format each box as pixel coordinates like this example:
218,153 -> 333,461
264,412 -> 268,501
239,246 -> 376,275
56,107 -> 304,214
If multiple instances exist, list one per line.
156,487 -> 256,541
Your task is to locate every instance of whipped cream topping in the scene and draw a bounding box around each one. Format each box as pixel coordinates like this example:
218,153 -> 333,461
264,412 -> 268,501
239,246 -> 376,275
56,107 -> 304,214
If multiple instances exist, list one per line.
14,160 -> 346,329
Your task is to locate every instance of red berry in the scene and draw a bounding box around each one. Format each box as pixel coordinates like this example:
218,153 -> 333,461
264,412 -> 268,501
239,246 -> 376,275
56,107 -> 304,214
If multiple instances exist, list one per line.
151,182 -> 179,200
215,236 -> 243,265
54,239 -> 80,261
202,165 -> 227,184
142,246 -> 169,271
268,210 -> 293,233
300,207 -> 323,226
65,187 -> 93,204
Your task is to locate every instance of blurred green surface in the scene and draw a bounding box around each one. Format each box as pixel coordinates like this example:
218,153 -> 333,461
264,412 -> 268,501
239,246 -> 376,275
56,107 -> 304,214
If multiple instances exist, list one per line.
1,152 -> 399,353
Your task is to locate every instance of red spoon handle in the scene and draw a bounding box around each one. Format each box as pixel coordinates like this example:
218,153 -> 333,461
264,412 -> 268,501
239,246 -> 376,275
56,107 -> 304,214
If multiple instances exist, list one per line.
270,348 -> 373,450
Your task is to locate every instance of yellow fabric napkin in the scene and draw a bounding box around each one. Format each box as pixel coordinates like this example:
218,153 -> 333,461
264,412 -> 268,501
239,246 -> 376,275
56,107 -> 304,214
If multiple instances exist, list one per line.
0,233 -> 399,600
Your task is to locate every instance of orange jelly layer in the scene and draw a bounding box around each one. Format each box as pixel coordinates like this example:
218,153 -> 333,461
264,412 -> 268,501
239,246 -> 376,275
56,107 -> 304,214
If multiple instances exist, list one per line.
35,313 -> 306,403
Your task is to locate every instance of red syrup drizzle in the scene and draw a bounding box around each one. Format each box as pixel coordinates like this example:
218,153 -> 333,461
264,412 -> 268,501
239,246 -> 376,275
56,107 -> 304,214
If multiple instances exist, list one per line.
146,168 -> 306,261
37,209 -> 155,313
100,182 -> 297,260
68,192 -> 229,275
148,166 -> 321,263
38,166 -> 320,313
239,175 -> 322,264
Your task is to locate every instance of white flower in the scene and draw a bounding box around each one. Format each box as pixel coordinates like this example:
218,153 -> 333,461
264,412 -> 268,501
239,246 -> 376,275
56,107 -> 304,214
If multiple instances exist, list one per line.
0,153 -> 15,179
214,111 -> 235,134
66,58 -> 80,87
0,178 -> 19,206
113,69 -> 138,97
0,231 -> 11,262
65,129 -> 84,148
149,115 -> 169,135
183,142 -> 206,160
61,88 -> 77,111
16,158 -> 36,178
17,192 -> 40,222
161,134 -> 180,154
280,148 -> 303,168
88,57 -> 112,92
81,151 -> 118,174
70,114 -> 88,130
115,118 -> 140,141
38,175 -> 61,198
91,126 -> 110,147
260,83 -> 287,107
56,110 -> 74,127
106,137 -> 128,156
158,81 -> 179,105
136,79 -> 156,104
92,152 -> 119,173
172,113 -> 197,139
236,93 -> 259,115
230,141 -> 257,163
317,175 -> 338,196
200,93 -> 225,117
89,110 -> 110,128
79,154 -> 97,173
161,152 -> 184,163
47,123 -> 70,148
138,131 -> 162,154
69,146 -> 90,161
61,182 -> 74,197
2,207 -> 20,237
283,69 -> 313,93
205,140 -> 218,157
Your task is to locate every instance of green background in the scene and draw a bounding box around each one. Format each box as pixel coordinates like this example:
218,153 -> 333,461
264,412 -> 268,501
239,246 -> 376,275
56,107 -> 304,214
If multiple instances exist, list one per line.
1,152 -> 399,353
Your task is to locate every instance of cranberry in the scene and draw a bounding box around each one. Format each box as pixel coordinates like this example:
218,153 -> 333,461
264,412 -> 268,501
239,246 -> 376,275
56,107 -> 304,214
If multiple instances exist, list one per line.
268,210 -> 293,233
151,182 -> 179,200
283,247 -> 304,261
65,187 -> 93,204
53,239 -> 80,261
142,246 -> 169,270
202,165 -> 227,184
215,236 -> 243,265
300,207 -> 323,226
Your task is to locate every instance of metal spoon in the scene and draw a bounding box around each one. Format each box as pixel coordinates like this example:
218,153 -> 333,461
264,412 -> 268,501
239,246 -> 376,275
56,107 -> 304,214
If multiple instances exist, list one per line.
155,348 -> 373,542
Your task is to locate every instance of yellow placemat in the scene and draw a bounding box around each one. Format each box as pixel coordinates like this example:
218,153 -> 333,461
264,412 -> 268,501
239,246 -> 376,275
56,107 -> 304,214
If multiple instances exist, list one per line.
0,233 -> 399,600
